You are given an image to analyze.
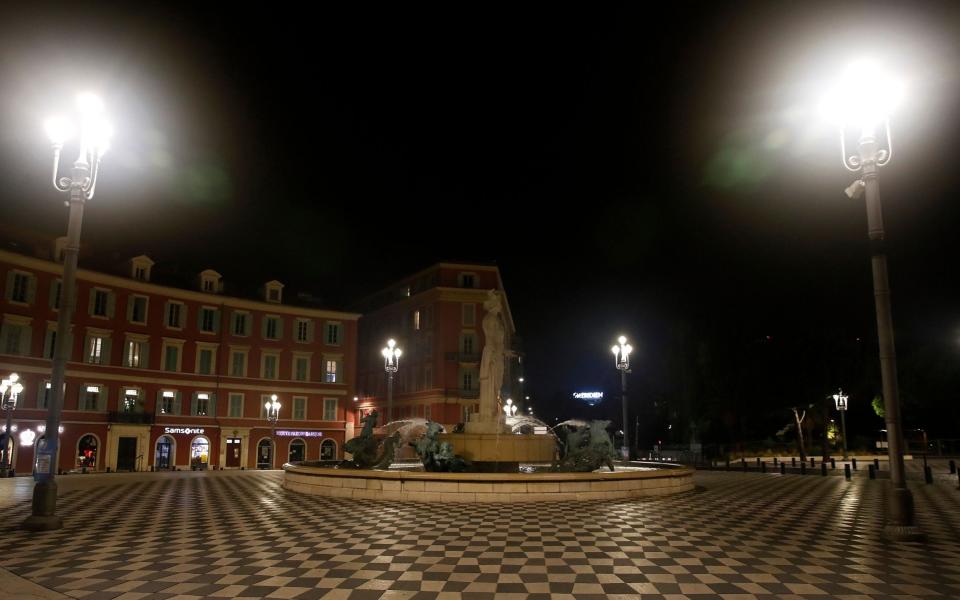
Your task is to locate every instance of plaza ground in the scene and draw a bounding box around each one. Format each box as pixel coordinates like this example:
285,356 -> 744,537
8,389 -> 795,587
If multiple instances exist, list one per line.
0,469 -> 959,599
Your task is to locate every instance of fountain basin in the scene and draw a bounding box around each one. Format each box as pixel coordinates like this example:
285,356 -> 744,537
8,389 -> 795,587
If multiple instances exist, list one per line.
283,462 -> 694,503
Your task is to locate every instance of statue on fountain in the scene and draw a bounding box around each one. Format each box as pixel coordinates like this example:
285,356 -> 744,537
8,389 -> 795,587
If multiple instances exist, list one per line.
466,290 -> 512,434
411,421 -> 469,472
340,409 -> 400,469
555,420 -> 618,472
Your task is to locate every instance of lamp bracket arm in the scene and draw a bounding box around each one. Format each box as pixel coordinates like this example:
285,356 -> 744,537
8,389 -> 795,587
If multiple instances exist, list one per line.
876,119 -> 893,167
839,130 -> 861,172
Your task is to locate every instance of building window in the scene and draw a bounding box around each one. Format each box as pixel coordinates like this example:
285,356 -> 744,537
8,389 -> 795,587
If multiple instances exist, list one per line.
134,266 -> 147,280
158,390 -> 178,415
7,271 -> 33,304
264,316 -> 281,340
162,343 -> 181,372
86,335 -> 108,364
122,388 -> 141,412
462,303 -> 476,326
228,393 -> 243,418
232,312 -> 250,336
325,322 -> 342,345
293,396 -> 306,420
197,348 -> 214,375
192,392 -> 213,416
463,372 -> 474,391
91,289 -> 111,317
199,307 -> 218,333
324,360 -> 338,383
230,350 -> 247,377
166,302 -> 185,329
296,319 -> 311,343
323,398 -> 337,421
294,356 -> 309,382
462,333 -> 475,355
320,439 -> 336,460
129,296 -> 148,324
262,353 -> 279,379
1,320 -> 31,356
458,273 -> 476,288
203,279 -> 215,292
80,385 -> 102,411
125,340 -> 143,368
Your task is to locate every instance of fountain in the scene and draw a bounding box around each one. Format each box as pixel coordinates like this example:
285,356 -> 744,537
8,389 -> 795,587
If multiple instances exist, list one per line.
283,290 -> 693,501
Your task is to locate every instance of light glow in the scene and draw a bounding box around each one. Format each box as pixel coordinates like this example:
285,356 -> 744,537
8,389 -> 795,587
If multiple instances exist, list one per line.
819,59 -> 905,130
44,116 -> 74,146
20,429 -> 36,446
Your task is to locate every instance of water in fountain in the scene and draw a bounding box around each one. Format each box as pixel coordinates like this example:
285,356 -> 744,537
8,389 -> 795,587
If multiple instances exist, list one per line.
380,418 -> 446,469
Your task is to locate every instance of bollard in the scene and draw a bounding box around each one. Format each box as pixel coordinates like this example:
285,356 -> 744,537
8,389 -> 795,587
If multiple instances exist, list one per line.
761,461 -> 767,473
800,462 -> 806,475
874,458 -> 880,471
811,457 -> 816,468
868,464 -> 876,479
726,459 -> 730,471
792,457 -> 796,467
821,463 -> 827,476
851,458 -> 857,470
742,458 -> 747,472
950,460 -> 956,475
831,458 -> 836,470
924,465 -> 933,484
773,457 -> 778,466
844,464 -> 851,480
780,463 -> 786,475
756,457 -> 761,467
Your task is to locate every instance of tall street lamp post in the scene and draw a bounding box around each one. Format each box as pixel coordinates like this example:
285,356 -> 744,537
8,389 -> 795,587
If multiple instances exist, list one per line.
265,394 -> 281,468
25,94 -> 112,531
382,339 -> 401,423
822,59 -> 919,540
611,336 -> 632,460
1,373 -> 24,475
832,389 -> 849,460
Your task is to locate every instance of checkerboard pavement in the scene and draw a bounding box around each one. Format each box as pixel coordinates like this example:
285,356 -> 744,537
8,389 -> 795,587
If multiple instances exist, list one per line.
2,469 -> 960,599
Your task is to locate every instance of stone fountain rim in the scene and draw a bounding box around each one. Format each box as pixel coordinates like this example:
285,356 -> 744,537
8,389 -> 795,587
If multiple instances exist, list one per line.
283,461 -> 692,482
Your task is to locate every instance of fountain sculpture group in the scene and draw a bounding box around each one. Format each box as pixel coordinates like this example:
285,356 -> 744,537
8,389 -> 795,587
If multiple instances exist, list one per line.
283,290 -> 693,501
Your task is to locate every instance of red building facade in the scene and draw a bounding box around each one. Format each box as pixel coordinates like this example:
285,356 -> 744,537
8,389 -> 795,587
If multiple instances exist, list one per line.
0,248 -> 359,474
355,262 -> 518,429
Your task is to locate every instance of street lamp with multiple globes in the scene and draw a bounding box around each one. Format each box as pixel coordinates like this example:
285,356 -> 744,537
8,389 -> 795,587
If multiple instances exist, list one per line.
821,59 -> 919,540
611,336 -> 632,460
503,397 -> 518,418
265,394 -> 281,468
382,339 -> 401,423
1,373 -> 24,474
832,389 -> 849,460
25,93 -> 112,531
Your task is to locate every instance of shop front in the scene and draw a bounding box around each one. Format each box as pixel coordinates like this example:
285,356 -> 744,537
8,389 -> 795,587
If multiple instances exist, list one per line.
151,426 -> 219,470
106,424 -> 150,472
250,428 -> 336,466
218,428 -> 250,470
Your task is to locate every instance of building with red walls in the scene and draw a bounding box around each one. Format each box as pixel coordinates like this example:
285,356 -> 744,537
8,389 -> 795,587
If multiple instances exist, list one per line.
0,245 -> 359,474
354,262 -> 519,429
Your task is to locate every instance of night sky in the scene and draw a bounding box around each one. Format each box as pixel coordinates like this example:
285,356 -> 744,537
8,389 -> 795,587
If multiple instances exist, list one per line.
2,2 -> 960,445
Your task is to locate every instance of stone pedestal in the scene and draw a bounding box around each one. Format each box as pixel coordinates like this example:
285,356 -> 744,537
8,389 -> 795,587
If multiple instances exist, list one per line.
440,432 -> 555,472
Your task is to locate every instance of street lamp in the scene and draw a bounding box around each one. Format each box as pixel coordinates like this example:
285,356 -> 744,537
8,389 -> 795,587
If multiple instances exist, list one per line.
382,339 -> 401,423
1,374 -> 24,475
25,93 -> 112,531
821,59 -> 919,540
832,389 -> 849,460
265,394 -> 281,468
503,398 -> 517,418
612,335 -> 632,460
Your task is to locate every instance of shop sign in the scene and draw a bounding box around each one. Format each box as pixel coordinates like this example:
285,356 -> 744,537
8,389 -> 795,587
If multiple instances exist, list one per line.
275,430 -> 323,437
164,427 -> 205,435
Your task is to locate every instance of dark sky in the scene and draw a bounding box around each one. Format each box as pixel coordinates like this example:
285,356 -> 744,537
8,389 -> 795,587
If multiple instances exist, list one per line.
2,2 -> 960,434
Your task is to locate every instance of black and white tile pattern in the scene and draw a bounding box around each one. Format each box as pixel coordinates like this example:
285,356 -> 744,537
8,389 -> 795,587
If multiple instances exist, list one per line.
1,470 -> 959,599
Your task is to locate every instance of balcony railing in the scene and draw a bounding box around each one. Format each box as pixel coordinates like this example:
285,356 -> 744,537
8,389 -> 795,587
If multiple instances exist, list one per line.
445,352 -> 480,363
108,411 -> 154,424
459,389 -> 479,399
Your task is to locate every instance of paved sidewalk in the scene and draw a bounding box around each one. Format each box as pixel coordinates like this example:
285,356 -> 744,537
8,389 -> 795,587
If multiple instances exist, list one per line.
1,469 -> 959,599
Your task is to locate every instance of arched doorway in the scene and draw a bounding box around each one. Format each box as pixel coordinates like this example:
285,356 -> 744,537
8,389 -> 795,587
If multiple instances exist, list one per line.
288,438 -> 306,463
0,432 -> 13,472
190,436 -> 210,470
257,438 -> 274,469
77,434 -> 99,471
155,435 -> 175,470
320,438 -> 337,461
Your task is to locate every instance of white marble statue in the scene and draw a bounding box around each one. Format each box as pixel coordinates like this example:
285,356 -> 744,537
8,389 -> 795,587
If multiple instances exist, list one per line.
478,290 -> 506,423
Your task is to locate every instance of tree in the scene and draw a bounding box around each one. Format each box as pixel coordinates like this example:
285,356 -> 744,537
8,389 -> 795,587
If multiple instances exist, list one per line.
872,395 -> 885,419
791,406 -> 807,461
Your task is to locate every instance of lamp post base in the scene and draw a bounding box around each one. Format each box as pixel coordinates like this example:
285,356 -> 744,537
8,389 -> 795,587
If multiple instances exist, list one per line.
882,486 -> 923,542
882,523 -> 924,542
22,480 -> 63,531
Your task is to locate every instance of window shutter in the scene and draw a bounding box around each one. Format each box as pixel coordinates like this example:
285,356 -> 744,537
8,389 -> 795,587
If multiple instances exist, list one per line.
49,280 -> 61,310
26,275 -> 37,305
101,337 -> 112,365
126,297 -> 134,322
244,314 -> 252,336
98,387 -> 107,412
175,391 -> 183,415
141,342 -> 150,370
106,292 -> 116,318
209,392 -> 217,417
261,317 -> 268,339
191,393 -> 198,416
4,271 -> 14,301
213,309 -> 221,334
197,310 -> 204,332
88,289 -> 96,316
